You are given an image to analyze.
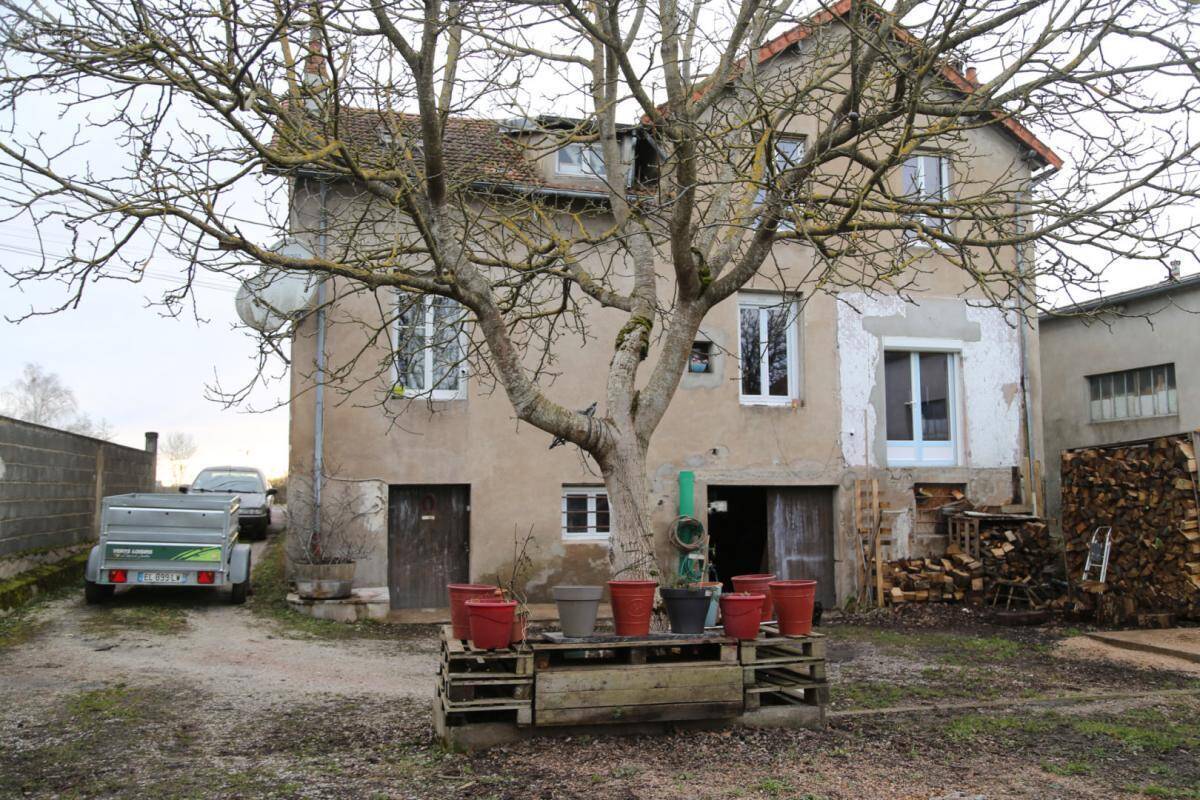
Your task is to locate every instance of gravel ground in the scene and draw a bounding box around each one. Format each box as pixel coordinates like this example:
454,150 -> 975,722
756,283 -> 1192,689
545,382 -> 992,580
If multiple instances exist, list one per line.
2,561 -> 1199,799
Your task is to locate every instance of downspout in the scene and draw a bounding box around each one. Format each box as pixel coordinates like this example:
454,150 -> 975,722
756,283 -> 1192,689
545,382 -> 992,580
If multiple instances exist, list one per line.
1015,162 -> 1056,517
313,179 -> 329,516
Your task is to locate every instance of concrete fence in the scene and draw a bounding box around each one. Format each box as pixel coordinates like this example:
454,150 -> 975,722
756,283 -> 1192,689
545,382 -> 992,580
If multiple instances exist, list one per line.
0,416 -> 158,557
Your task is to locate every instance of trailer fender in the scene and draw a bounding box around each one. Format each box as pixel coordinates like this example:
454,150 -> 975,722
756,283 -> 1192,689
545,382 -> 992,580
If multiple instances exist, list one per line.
85,545 -> 103,582
229,544 -> 252,584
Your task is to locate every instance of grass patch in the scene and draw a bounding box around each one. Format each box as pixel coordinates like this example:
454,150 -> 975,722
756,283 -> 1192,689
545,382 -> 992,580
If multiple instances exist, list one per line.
1124,785 -> 1200,798
944,712 -> 1058,743
0,583 -> 75,652
65,684 -> 151,723
1073,717 -> 1199,753
825,625 -> 1025,666
80,600 -> 189,636
836,681 -> 950,709
1043,760 -> 1094,777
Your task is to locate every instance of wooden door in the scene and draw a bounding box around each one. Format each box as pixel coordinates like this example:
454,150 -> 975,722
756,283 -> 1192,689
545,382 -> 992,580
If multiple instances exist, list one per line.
766,487 -> 836,607
388,485 -> 470,609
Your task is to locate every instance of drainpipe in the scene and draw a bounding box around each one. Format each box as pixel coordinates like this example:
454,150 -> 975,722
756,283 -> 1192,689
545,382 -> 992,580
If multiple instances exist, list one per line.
1015,162 -> 1056,516
313,179 -> 329,516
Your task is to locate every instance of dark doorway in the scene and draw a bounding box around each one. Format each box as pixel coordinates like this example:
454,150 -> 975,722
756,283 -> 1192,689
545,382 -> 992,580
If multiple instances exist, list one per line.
706,486 -> 769,589
388,485 -> 470,609
767,487 -> 836,608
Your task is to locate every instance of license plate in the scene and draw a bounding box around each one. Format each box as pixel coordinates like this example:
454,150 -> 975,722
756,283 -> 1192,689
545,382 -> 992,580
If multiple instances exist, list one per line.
139,571 -> 186,584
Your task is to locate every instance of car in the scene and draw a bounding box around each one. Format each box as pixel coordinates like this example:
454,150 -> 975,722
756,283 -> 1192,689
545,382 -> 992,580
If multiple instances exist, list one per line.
181,466 -> 276,540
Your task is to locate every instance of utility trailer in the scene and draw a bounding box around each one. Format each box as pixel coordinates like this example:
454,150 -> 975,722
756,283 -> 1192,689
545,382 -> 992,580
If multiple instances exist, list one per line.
84,493 -> 252,604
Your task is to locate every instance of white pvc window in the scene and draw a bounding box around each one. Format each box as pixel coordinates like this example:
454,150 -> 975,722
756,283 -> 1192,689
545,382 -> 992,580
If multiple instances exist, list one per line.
903,154 -> 952,233
394,294 -> 466,401
562,485 -> 610,541
885,350 -> 957,466
756,136 -> 806,228
1088,364 -> 1177,421
556,143 -> 606,178
738,294 -> 799,405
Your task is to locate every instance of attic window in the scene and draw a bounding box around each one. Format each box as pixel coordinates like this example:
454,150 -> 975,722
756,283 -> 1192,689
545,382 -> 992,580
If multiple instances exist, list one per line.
556,143 -> 606,178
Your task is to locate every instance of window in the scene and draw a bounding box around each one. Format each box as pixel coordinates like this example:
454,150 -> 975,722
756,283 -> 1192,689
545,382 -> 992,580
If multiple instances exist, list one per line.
556,143 -> 606,178
902,154 -> 951,233
562,486 -> 610,541
885,350 -> 957,465
689,341 -> 713,374
394,294 -> 466,400
738,294 -> 799,404
756,136 -> 807,220
1088,364 -> 1177,421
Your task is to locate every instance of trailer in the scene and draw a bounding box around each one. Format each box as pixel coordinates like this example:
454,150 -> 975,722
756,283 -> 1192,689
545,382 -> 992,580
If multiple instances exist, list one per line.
84,493 -> 252,604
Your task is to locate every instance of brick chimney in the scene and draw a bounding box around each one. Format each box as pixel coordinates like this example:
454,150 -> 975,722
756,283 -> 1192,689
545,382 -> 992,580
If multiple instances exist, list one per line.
966,66 -> 978,85
144,431 -> 159,455
1168,259 -> 1181,281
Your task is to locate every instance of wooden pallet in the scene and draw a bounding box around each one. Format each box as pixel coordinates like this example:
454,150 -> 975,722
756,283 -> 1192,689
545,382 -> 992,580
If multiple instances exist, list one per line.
531,631 -> 737,670
438,626 -> 533,728
739,628 -> 829,711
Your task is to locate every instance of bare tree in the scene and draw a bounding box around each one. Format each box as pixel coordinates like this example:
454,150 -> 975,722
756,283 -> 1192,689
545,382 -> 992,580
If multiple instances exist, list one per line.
1,362 -> 113,439
161,432 -> 199,487
0,1 -> 1197,578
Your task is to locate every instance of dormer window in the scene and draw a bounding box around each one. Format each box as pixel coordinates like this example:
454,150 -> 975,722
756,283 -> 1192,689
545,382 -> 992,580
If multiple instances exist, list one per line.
556,143 -> 607,178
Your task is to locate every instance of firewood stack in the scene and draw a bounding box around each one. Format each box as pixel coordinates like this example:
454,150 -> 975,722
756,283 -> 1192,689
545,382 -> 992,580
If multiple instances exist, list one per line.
1061,434 -> 1200,622
883,520 -> 1059,606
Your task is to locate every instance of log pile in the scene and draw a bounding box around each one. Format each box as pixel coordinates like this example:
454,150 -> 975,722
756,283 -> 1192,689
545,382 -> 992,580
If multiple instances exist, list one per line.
884,519 -> 1059,605
1061,434 -> 1200,622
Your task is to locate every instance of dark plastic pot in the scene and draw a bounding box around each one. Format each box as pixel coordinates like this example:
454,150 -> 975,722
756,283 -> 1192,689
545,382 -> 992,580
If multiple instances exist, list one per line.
465,598 -> 518,650
553,585 -> 603,637
731,573 -> 776,621
448,584 -> 498,640
720,593 -> 765,639
607,580 -> 657,636
770,580 -> 817,636
661,586 -> 711,634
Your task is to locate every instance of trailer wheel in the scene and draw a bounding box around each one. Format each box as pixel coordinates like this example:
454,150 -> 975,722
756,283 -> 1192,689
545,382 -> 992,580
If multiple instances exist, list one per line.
85,580 -> 114,604
230,553 -> 251,605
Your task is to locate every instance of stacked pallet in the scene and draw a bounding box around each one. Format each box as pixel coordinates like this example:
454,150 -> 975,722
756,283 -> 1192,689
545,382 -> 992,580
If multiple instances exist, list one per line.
434,625 -> 533,737
740,625 -> 828,720
1061,434 -> 1200,622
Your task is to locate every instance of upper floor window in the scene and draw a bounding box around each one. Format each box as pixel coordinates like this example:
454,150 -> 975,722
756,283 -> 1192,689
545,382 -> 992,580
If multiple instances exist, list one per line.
1088,364 -> 1177,421
394,294 -> 466,400
885,349 -> 957,466
556,143 -> 606,178
562,485 -> 610,541
738,294 -> 799,405
756,136 -> 807,218
903,154 -> 951,233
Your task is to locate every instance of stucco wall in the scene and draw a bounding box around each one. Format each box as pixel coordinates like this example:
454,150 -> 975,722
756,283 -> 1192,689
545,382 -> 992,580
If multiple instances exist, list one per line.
1039,282 -> 1200,530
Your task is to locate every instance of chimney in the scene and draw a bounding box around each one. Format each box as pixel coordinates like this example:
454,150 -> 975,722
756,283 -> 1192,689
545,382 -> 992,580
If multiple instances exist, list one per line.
304,27 -> 327,79
144,431 -> 159,455
1168,259 -> 1181,282
966,66 -> 978,85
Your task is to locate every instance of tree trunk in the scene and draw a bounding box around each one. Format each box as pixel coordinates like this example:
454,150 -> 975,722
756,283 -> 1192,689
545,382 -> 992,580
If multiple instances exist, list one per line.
599,438 -> 659,581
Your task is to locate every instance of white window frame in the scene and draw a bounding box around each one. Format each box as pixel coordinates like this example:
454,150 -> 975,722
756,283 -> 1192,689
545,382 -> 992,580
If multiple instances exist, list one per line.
561,485 -> 610,542
883,342 -> 960,467
555,142 -> 607,178
756,136 -> 807,229
903,153 -> 952,235
392,294 -> 467,401
737,293 -> 800,406
1087,363 -> 1178,422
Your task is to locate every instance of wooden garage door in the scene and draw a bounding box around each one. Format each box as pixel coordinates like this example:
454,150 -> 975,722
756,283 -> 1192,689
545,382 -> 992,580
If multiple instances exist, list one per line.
766,487 -> 836,607
387,485 -> 470,609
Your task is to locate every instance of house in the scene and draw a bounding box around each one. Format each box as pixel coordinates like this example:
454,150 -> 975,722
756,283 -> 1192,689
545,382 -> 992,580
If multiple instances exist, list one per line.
1040,270 -> 1200,531
282,13 -> 1060,610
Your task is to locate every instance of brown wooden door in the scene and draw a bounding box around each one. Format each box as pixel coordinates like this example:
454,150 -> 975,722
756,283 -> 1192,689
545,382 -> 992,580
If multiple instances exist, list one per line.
766,487 -> 836,607
388,485 -> 470,609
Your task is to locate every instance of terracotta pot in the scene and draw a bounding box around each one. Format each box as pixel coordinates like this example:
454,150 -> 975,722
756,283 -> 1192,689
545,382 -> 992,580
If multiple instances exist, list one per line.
770,580 -> 817,636
720,593 -> 765,639
731,573 -> 776,620
293,561 -> 356,600
448,583 -> 497,640
465,599 -> 518,650
607,580 -> 657,637
511,614 -> 529,643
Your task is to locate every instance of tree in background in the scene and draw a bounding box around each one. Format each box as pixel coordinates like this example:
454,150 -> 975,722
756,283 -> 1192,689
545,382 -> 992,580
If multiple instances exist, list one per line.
1,363 -> 113,439
160,432 -> 199,487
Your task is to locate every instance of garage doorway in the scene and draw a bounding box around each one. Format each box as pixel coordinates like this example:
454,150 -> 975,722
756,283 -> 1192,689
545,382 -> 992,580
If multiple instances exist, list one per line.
387,485 -> 470,609
706,485 -> 836,608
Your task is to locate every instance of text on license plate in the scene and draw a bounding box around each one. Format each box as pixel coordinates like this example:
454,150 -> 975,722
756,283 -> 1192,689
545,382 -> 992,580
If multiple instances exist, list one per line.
139,571 -> 186,584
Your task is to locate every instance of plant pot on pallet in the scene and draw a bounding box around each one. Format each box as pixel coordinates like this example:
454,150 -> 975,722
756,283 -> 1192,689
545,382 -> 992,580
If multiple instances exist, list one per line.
607,580 -> 657,637
770,579 -> 817,636
465,598 -> 518,650
552,585 -> 603,637
293,561 -> 356,600
731,573 -> 776,621
692,581 -> 723,628
661,586 -> 711,634
720,592 -> 765,639
448,584 -> 498,640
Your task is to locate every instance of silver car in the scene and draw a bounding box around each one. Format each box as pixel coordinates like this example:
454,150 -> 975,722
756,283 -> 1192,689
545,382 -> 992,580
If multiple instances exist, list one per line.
181,466 -> 276,539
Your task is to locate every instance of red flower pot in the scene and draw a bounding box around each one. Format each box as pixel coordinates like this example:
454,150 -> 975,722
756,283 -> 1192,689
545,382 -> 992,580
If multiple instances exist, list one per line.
731,574 -> 776,620
511,614 -> 528,643
770,580 -> 817,636
720,593 -> 765,639
465,599 -> 518,650
448,583 -> 497,640
607,580 -> 657,637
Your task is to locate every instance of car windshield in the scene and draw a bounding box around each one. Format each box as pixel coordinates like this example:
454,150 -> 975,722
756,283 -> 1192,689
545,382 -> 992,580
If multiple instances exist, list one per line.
192,471 -> 263,493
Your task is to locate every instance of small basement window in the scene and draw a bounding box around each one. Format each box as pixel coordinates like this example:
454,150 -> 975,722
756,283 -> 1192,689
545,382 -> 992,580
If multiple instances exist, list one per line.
689,342 -> 713,374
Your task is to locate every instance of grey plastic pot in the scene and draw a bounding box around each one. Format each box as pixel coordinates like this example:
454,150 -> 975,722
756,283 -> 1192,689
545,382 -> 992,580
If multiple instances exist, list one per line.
553,585 -> 604,637
661,586 -> 712,634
